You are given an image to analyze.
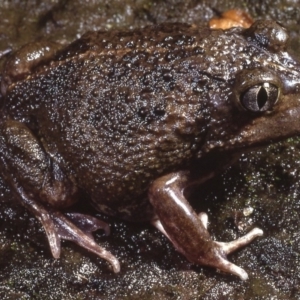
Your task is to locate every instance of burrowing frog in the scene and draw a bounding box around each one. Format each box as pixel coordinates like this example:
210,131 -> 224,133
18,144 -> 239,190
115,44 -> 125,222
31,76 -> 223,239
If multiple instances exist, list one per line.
1,20 -> 300,280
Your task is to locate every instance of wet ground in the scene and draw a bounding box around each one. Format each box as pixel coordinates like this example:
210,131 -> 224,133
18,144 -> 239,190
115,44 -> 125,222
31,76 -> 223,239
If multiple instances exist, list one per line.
0,0 -> 300,299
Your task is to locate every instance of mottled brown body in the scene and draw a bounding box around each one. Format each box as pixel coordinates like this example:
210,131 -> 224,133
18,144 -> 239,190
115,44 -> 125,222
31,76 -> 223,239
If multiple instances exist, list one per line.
4,22 -> 300,220
1,21 -> 300,278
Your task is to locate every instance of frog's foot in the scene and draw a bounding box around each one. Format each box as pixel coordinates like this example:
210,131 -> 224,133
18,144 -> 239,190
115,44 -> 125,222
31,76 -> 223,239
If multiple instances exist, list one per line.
50,210 -> 120,272
153,215 -> 263,280
149,171 -> 263,280
14,184 -> 120,273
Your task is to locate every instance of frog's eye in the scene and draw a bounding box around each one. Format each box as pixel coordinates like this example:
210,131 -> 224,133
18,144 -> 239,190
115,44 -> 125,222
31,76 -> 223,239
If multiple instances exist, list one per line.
233,69 -> 282,112
240,82 -> 279,112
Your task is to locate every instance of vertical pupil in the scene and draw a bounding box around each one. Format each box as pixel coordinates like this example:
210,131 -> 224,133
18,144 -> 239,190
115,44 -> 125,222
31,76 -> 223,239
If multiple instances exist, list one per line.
239,82 -> 279,112
257,86 -> 268,109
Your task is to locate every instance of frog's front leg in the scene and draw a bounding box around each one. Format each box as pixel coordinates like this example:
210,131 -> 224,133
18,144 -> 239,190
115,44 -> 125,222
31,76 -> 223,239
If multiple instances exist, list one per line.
149,171 -> 263,280
0,120 -> 120,273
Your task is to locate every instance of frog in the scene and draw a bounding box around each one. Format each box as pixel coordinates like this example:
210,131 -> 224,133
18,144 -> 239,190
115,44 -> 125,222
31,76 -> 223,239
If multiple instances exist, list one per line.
1,20 -> 300,280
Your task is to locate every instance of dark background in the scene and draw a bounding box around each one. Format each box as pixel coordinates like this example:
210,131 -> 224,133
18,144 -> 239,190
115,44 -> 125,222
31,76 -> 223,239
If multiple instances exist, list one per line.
0,1 -> 300,299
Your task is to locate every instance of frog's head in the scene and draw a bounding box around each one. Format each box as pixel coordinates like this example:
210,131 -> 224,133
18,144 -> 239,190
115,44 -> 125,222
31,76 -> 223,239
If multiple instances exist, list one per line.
202,20 -> 300,154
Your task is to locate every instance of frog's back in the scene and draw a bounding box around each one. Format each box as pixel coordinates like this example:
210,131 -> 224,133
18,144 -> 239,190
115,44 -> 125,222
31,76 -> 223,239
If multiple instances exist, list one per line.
3,23 -> 273,219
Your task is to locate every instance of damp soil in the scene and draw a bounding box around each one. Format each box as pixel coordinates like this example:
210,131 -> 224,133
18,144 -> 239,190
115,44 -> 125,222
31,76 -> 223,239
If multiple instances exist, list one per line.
0,1 -> 300,299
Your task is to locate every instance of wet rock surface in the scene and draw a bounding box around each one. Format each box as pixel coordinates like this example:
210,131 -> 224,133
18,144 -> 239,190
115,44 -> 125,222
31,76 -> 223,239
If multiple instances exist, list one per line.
0,1 -> 300,299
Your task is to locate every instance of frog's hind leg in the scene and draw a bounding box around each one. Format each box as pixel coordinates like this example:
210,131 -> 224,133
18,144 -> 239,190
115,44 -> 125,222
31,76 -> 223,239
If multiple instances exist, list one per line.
149,171 -> 263,280
0,120 -> 120,272
12,182 -> 120,272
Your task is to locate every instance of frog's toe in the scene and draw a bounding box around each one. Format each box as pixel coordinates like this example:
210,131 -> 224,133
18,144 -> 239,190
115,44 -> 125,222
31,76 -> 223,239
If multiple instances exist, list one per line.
10,181 -> 120,272
40,209 -> 120,273
149,172 -> 263,279
154,215 -> 262,279
192,224 -> 263,280
50,210 -> 120,273
216,227 -> 263,255
207,253 -> 249,280
204,227 -> 263,280
197,212 -> 208,229
64,212 -> 110,237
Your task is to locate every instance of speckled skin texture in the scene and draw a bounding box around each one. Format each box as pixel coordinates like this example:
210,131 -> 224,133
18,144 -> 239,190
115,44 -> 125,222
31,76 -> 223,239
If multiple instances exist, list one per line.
1,19 -> 300,280
1,0 -> 300,296
2,22 -> 300,223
